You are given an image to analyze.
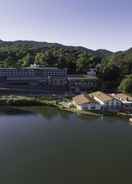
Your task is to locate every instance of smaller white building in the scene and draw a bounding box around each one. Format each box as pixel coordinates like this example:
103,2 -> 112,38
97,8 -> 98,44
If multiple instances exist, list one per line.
111,93 -> 132,110
87,68 -> 96,77
72,94 -> 101,111
89,91 -> 122,112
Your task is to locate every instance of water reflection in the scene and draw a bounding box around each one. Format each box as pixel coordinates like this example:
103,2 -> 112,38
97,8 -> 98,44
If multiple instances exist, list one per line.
0,106 -> 33,116
0,106 -> 130,184
0,106 -> 129,125
20,106 -> 72,120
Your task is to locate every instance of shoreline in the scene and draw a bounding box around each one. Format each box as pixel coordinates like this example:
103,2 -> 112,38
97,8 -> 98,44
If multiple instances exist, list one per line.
0,95 -> 131,118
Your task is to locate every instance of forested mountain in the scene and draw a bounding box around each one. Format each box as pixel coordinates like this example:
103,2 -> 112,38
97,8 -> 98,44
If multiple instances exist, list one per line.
0,40 -> 112,73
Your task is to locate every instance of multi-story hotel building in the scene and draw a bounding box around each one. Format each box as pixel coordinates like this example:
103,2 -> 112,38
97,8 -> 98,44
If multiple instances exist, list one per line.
0,64 -> 67,79
0,64 -> 67,87
0,64 -> 98,92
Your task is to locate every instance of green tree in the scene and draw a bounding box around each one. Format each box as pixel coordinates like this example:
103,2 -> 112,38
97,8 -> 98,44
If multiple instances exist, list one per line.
20,53 -> 33,67
119,75 -> 132,93
35,52 -> 46,65
100,64 -> 121,81
76,53 -> 93,73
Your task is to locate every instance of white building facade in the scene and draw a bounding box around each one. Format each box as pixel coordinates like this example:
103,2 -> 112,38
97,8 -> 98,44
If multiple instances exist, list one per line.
89,91 -> 122,111
111,93 -> 132,111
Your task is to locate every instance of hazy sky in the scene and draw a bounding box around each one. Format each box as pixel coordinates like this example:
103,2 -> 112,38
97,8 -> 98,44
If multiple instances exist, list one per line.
0,0 -> 132,51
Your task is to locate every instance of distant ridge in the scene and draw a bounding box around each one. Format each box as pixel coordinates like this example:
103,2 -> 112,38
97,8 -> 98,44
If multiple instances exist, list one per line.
0,40 -> 112,55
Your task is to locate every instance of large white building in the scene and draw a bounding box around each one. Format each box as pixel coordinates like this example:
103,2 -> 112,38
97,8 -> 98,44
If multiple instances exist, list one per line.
0,64 -> 99,92
0,65 -> 67,87
89,91 -> 122,111
0,65 -> 67,80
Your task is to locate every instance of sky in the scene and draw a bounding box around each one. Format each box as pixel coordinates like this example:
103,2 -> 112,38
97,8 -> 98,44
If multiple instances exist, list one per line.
0,0 -> 132,51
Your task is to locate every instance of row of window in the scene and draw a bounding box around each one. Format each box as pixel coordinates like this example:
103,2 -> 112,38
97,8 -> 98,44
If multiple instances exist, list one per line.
70,82 -> 96,86
0,71 -> 65,77
48,72 -> 65,76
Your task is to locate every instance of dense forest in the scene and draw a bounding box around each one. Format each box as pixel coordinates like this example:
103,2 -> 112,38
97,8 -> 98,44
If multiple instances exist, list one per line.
0,40 -> 111,72
0,40 -> 132,93
99,48 -> 132,92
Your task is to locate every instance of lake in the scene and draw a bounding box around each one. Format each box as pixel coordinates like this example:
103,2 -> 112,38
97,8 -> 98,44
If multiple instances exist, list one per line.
0,106 -> 132,184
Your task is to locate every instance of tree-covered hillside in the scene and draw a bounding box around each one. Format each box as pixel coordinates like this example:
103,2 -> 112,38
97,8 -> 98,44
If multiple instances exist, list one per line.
99,48 -> 132,92
0,40 -> 112,73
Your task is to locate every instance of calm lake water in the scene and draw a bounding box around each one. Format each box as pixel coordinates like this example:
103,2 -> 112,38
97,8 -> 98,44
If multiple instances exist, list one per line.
0,106 -> 132,184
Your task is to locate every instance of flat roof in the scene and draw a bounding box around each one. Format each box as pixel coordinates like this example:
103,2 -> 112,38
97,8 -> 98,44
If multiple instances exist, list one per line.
0,67 -> 63,70
68,75 -> 97,80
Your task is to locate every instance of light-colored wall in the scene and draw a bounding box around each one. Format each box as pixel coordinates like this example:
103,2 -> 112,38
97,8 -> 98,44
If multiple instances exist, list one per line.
90,96 -> 122,111
73,101 -> 101,111
105,99 -> 122,107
